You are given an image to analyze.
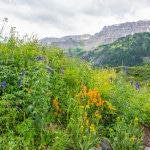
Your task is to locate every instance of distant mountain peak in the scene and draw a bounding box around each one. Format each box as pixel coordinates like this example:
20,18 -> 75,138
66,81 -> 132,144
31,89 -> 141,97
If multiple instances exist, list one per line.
40,19 -> 150,50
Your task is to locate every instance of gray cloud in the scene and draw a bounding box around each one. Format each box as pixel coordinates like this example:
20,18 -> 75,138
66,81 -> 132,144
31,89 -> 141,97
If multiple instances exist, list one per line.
0,0 -> 150,38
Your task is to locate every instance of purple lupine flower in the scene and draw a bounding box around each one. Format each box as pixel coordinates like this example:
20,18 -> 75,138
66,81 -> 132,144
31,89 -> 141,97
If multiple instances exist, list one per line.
61,68 -> 65,74
36,56 -> 43,61
70,53 -> 73,58
110,77 -> 113,83
130,81 -> 134,86
81,56 -> 86,60
22,71 -> 27,76
1,81 -> 6,89
18,77 -> 23,86
46,68 -> 54,74
99,59 -> 102,64
123,67 -> 128,75
136,82 -> 140,90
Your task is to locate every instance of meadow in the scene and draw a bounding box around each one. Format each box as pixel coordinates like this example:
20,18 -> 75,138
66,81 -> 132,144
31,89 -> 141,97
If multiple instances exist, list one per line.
0,29 -> 150,149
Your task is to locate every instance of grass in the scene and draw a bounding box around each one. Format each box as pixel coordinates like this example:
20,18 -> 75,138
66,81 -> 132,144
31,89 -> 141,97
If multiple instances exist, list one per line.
0,28 -> 150,149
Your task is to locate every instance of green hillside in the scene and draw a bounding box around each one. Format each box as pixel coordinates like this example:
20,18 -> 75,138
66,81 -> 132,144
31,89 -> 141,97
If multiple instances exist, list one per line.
84,32 -> 150,67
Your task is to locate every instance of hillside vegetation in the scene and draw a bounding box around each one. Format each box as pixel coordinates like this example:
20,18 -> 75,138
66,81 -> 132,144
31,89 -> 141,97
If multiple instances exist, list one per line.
80,32 -> 150,67
0,30 -> 150,149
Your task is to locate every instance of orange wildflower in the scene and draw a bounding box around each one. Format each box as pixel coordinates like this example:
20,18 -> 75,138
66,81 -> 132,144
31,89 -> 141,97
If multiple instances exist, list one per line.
84,112 -> 88,120
56,105 -> 59,110
94,110 -> 99,116
93,98 -> 97,103
86,119 -> 89,126
95,143 -> 100,148
54,112 -> 58,115
53,99 -> 58,106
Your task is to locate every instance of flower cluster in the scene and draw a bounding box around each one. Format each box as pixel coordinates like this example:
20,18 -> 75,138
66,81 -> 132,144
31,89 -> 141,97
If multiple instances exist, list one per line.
1,81 -> 6,89
82,85 -> 104,108
77,85 -> 105,142
53,98 -> 59,114
52,98 -> 65,116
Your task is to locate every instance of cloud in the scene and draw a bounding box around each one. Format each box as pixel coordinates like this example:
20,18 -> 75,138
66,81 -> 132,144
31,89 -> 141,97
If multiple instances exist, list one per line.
0,0 -> 150,38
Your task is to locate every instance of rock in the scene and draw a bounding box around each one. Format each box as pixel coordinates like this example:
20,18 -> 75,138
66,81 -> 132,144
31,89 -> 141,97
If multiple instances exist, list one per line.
100,139 -> 113,150
145,147 -> 150,150
40,20 -> 150,50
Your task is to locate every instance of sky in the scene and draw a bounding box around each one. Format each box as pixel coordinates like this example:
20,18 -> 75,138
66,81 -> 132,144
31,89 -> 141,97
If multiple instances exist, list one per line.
0,0 -> 150,40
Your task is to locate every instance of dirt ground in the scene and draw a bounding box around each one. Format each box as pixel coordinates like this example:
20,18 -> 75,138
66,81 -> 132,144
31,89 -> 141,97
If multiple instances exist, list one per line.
143,126 -> 150,147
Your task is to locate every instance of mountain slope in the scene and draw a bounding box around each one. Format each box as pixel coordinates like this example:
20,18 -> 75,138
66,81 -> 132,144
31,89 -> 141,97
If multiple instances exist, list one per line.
84,32 -> 150,67
39,20 -> 150,50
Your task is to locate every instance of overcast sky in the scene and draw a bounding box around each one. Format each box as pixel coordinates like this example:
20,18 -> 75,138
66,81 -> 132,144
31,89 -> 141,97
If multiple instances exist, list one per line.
0,0 -> 150,39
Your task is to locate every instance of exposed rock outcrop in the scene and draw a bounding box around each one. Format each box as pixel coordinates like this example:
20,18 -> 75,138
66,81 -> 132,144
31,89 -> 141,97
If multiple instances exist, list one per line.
39,20 -> 150,51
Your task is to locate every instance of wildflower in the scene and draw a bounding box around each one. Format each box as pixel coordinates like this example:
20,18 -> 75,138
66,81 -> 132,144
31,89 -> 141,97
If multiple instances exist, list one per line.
130,137 -> 135,142
69,52 -> 73,58
61,68 -> 65,74
81,56 -> 86,60
56,105 -> 59,110
123,67 -> 128,76
22,71 -> 27,75
87,100 -> 90,106
117,117 -> 120,121
80,126 -> 84,132
53,99 -> 58,106
95,143 -> 100,148
96,114 -> 102,119
80,105 -> 84,109
83,85 -> 87,93
50,124 -> 55,132
82,135 -> 86,140
36,56 -> 43,61
28,88 -> 33,94
86,105 -> 90,109
46,68 -> 54,74
110,77 -> 113,83
134,117 -> 139,124
94,110 -> 99,115
84,112 -> 88,120
130,81 -> 134,86
54,112 -> 58,115
96,100 -> 104,106
93,98 -> 97,103
98,59 -> 102,64
86,119 -> 89,126
136,82 -> 140,90
1,81 -> 6,89
18,77 -> 23,86
90,124 -> 95,133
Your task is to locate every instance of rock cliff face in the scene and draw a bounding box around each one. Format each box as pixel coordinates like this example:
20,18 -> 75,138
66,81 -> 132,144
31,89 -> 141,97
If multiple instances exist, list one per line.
39,20 -> 150,50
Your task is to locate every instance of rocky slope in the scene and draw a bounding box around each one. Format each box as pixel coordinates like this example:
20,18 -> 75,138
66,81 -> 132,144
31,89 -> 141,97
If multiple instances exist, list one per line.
39,20 -> 150,50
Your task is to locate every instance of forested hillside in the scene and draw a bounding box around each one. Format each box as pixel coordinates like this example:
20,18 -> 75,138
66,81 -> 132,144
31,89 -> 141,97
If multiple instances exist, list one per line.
82,32 -> 150,67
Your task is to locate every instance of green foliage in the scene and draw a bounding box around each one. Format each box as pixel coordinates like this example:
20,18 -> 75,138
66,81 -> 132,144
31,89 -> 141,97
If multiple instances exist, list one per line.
0,26 -> 149,149
109,117 -> 144,150
85,32 -> 150,67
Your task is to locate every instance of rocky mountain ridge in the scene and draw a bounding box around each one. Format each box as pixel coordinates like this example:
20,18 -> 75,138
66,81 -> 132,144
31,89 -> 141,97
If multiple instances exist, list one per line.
39,20 -> 150,50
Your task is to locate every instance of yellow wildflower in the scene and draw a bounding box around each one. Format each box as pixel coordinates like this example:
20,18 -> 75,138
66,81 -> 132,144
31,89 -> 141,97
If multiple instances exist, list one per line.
80,106 -> 84,109
80,126 -> 84,132
130,137 -> 135,142
134,117 -> 138,122
86,105 -> 90,109
82,135 -> 86,140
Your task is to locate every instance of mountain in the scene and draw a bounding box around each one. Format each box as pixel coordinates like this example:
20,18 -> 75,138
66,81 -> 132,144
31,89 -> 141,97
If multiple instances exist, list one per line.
39,34 -> 91,50
82,32 -> 150,67
39,20 -> 150,50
